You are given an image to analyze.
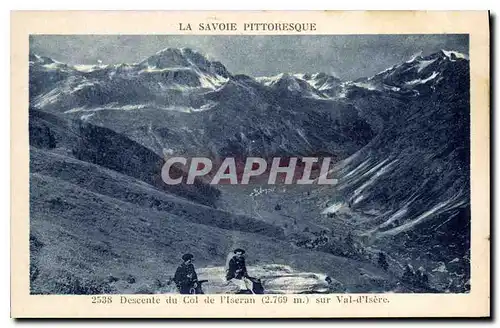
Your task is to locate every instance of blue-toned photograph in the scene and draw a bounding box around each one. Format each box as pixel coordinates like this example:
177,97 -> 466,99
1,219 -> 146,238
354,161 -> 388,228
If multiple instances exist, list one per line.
28,35 -> 470,295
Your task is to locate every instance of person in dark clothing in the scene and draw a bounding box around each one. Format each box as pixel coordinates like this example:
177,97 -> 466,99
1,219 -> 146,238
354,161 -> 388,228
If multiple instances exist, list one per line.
173,253 -> 199,294
226,249 -> 248,280
225,248 -> 264,294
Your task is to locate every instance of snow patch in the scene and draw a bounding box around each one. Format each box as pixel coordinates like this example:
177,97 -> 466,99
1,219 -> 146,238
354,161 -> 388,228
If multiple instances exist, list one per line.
352,82 -> 377,91
255,73 -> 285,86
198,72 -> 229,89
64,107 -> 106,114
353,159 -> 398,197
196,264 -> 332,294
296,128 -> 311,146
378,191 -> 466,236
34,89 -> 61,108
74,64 -> 107,72
406,71 -> 440,85
416,58 -> 437,73
382,84 -> 401,92
42,63 -> 62,70
295,73 -> 337,91
29,54 -> 43,64
193,101 -> 217,112
432,263 -> 448,273
72,81 -> 98,93
286,78 -> 301,92
80,113 -> 95,121
162,148 -> 175,157
406,51 -> 423,63
353,195 -> 364,205
375,64 -> 398,77
441,50 -> 469,61
379,207 -> 408,229
321,202 -> 344,215
117,104 -> 149,111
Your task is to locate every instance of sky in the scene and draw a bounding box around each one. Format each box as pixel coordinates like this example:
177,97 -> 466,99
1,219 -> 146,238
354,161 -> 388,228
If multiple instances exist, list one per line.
30,35 -> 468,80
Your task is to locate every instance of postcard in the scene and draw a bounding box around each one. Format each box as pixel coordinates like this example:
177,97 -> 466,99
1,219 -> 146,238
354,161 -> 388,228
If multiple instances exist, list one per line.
11,10 -> 490,318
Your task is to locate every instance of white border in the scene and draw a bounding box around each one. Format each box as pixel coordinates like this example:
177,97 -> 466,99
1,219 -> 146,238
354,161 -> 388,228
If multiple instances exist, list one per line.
3,1 -> 497,327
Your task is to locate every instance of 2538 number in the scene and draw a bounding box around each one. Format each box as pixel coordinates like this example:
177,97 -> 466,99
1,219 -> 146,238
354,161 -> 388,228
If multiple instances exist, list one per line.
91,296 -> 113,304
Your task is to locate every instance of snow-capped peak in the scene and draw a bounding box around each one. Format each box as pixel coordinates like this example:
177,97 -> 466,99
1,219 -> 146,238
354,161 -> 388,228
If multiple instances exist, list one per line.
259,73 -> 304,89
358,49 -> 470,96
405,51 -> 423,63
256,72 -> 340,98
139,47 -> 230,78
255,73 -> 288,86
440,49 -> 469,61
29,53 -> 58,66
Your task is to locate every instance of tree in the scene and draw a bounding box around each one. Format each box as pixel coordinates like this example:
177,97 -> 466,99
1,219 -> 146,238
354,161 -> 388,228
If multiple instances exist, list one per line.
345,232 -> 354,246
416,267 -> 429,288
341,232 -> 357,258
378,252 -> 389,271
46,127 -> 57,148
401,264 -> 431,291
402,264 -> 415,283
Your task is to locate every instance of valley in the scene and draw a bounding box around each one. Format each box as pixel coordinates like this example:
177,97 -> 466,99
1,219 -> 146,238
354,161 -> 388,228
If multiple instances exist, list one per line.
29,47 -> 471,294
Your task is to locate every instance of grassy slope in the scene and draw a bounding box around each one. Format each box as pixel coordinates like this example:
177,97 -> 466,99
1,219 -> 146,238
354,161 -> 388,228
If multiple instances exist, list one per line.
30,109 -> 220,207
29,153 -> 398,294
30,148 -> 283,238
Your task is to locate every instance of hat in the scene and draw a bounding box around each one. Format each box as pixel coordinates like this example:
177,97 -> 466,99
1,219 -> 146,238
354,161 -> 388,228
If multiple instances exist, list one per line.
233,248 -> 246,254
182,253 -> 194,261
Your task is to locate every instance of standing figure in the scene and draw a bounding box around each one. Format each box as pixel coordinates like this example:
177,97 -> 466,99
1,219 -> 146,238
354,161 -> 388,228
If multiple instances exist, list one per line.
173,253 -> 199,294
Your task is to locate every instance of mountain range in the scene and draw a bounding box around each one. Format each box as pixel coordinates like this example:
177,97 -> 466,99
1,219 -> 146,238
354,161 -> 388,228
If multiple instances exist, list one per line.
29,47 -> 470,294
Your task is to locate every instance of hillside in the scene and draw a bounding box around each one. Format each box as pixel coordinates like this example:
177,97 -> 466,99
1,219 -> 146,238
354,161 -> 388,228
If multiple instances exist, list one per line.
29,170 -> 398,294
29,48 -> 470,294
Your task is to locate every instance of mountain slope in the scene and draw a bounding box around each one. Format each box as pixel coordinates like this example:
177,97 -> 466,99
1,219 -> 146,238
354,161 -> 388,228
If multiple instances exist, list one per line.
30,172 -> 398,294
30,49 -> 374,161
313,50 -> 471,292
30,147 -> 284,238
213,50 -> 471,292
29,108 -> 398,294
29,48 -> 471,294
29,109 -> 220,207
30,48 -> 230,112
